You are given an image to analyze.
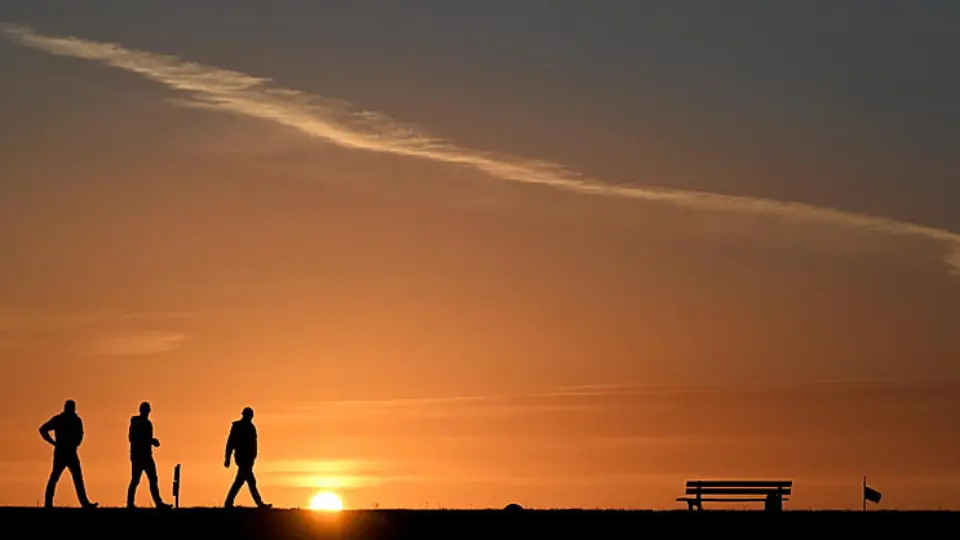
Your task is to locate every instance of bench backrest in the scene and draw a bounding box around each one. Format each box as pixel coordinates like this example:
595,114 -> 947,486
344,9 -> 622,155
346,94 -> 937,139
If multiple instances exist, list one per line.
685,480 -> 792,496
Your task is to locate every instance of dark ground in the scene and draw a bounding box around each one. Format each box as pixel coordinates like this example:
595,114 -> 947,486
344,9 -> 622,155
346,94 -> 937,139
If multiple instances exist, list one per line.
1,507 -> 957,539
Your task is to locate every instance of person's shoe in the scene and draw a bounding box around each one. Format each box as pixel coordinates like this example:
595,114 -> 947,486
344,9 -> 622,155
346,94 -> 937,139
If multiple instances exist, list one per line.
156,502 -> 173,510
224,501 -> 235,509
81,502 -> 99,509
126,503 -> 137,509
256,503 -> 273,509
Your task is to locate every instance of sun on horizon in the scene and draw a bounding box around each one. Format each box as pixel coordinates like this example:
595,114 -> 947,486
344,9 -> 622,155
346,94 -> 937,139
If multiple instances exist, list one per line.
308,491 -> 345,512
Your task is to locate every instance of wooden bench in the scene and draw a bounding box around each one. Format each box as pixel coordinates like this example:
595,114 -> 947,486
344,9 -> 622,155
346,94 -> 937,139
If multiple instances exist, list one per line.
677,480 -> 792,511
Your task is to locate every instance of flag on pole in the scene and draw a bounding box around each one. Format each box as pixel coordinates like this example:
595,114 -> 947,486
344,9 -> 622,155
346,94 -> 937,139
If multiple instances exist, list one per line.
864,484 -> 882,505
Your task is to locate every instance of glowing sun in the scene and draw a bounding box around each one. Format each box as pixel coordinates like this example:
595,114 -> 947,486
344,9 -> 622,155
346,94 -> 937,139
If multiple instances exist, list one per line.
308,491 -> 344,512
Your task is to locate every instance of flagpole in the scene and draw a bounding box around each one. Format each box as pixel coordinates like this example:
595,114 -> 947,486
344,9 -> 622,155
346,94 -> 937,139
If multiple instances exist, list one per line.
862,476 -> 866,512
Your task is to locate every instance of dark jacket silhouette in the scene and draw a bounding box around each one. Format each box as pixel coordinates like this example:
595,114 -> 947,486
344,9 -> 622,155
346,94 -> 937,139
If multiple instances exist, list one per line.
129,415 -> 156,460
224,407 -> 270,508
127,402 -> 171,508
42,410 -> 83,451
226,417 -> 258,466
39,399 -> 97,508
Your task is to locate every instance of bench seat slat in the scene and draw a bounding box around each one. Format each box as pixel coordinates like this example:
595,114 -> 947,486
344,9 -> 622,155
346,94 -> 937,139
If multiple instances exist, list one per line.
685,487 -> 792,496
685,480 -> 792,488
677,497 -> 789,503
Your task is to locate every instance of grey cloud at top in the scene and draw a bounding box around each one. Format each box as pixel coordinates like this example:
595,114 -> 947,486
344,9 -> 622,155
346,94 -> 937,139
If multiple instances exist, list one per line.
1,22 -> 959,277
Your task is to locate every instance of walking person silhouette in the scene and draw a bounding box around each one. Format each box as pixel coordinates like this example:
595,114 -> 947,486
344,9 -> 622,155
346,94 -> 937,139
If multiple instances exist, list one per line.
224,407 -> 271,508
39,399 -> 98,508
127,402 -> 172,509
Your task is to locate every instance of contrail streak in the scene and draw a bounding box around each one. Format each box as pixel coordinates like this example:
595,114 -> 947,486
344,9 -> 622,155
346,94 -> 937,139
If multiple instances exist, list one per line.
3,22 -> 959,276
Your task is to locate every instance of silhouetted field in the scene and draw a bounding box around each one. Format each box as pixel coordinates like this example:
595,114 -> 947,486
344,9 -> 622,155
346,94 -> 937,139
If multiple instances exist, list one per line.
2,507 -> 957,539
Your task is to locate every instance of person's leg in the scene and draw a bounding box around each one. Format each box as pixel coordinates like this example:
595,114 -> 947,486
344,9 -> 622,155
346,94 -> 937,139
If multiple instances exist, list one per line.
242,464 -> 266,506
144,458 -> 169,507
44,457 -> 67,508
224,466 -> 246,507
65,452 -> 96,507
127,460 -> 143,507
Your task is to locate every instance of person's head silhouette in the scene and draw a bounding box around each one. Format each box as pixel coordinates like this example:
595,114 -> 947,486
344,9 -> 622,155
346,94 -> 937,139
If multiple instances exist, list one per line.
139,401 -> 151,417
63,399 -> 76,414
241,407 -> 254,421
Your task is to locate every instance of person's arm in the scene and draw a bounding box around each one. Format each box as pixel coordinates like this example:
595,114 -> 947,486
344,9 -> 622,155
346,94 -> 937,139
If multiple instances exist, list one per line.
129,418 -> 136,444
77,418 -> 84,446
39,417 -> 56,446
224,424 -> 236,467
150,420 -> 160,447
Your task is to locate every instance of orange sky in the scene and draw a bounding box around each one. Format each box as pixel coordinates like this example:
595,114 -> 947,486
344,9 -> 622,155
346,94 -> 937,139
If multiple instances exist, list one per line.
1,139 -> 957,508
1,9 -> 960,510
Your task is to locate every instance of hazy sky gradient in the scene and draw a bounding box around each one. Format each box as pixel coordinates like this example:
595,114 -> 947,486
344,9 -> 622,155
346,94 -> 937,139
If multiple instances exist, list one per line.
1,2 -> 958,509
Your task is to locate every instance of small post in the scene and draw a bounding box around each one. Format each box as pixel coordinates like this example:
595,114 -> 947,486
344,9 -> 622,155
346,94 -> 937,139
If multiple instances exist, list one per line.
861,476 -> 866,512
173,464 -> 182,509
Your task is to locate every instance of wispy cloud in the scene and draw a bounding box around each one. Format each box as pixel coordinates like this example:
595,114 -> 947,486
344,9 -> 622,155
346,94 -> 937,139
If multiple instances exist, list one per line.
253,457 -> 675,490
3,22 -> 959,276
92,330 -> 187,356
0,308 -> 199,331
262,389 -> 615,423
259,459 -> 379,474
0,306 -> 195,354
270,380 -> 956,420
272,388 -> 626,413
255,459 -> 426,490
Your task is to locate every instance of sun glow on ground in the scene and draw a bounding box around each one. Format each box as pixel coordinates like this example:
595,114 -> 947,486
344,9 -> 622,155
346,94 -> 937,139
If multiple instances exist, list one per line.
308,491 -> 344,511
